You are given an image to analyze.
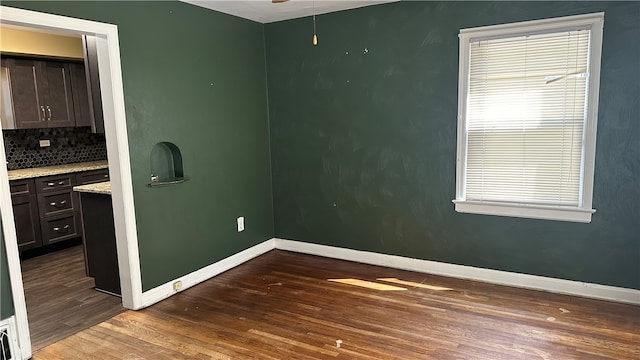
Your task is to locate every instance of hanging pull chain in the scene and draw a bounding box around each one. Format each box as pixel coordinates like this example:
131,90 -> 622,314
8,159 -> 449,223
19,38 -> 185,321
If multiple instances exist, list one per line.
312,0 -> 318,45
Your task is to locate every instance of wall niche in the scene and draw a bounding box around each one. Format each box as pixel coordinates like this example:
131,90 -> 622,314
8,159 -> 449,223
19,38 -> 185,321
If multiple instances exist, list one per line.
148,141 -> 187,186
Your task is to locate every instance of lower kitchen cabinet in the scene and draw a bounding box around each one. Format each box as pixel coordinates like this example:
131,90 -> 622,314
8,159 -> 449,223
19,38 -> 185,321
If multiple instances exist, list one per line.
40,211 -> 82,246
9,168 -> 109,252
76,168 -> 110,185
10,181 -> 42,251
37,189 -> 77,218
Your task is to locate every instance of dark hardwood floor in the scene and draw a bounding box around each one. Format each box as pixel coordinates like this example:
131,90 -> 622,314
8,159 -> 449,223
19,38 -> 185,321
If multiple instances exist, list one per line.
21,244 -> 124,351
35,250 -> 639,359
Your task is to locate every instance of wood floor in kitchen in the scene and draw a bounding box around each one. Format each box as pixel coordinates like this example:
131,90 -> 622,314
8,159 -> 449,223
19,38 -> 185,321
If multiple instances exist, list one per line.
34,250 -> 638,359
21,244 -> 124,351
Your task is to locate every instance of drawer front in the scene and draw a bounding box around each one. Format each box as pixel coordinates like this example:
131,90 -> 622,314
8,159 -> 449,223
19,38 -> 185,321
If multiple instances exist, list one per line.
10,179 -> 36,197
41,212 -> 81,245
38,191 -> 77,217
36,174 -> 75,193
77,169 -> 109,185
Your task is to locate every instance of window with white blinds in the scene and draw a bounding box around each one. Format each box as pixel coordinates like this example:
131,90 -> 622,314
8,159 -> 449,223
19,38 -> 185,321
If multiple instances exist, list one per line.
454,13 -> 604,223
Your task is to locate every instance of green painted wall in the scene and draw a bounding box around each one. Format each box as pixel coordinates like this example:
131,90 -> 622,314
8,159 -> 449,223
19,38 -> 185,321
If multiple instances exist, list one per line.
1,221 -> 14,319
3,1 -> 274,290
265,1 -> 640,289
0,1 -> 637,311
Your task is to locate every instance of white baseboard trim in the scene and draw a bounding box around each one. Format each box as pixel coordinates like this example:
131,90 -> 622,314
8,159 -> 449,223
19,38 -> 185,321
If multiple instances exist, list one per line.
139,239 -> 275,308
136,237 -> 639,309
274,238 -> 640,305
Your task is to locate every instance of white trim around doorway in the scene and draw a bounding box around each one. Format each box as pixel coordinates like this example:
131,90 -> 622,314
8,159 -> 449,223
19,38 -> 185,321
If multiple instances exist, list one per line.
0,6 -> 143,359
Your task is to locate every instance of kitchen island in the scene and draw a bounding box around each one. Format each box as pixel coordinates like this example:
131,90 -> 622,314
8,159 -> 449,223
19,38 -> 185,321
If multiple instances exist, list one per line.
73,181 -> 121,296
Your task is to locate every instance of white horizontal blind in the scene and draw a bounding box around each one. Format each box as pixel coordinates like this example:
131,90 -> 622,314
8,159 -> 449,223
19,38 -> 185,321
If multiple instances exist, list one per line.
465,29 -> 591,206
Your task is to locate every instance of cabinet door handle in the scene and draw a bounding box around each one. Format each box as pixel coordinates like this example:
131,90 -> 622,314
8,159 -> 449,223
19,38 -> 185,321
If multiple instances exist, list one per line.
40,106 -> 46,122
104,175 -> 109,178
46,106 -> 52,121
50,200 -> 67,208
53,224 -> 70,233
47,182 -> 55,187
58,181 -> 65,185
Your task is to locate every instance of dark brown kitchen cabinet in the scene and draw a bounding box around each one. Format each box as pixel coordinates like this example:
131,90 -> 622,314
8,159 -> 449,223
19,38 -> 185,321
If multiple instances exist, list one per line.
35,173 -> 75,193
11,196 -> 43,251
1,57 -> 75,129
82,35 -> 105,134
9,179 -> 43,251
8,168 -> 109,253
9,172 -> 84,252
40,212 -> 82,246
76,168 -> 109,185
1,58 -> 41,128
74,168 -> 110,277
40,61 -> 76,127
35,174 -> 81,246
38,189 -> 78,218
79,192 -> 120,295
69,62 -> 92,128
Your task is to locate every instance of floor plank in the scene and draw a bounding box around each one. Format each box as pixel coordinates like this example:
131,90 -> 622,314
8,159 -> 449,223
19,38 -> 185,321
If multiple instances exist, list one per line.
21,244 -> 124,351
35,250 -> 639,359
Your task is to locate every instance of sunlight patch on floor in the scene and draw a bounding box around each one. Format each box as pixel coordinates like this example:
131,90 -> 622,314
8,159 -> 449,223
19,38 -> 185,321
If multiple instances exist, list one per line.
377,278 -> 453,291
328,278 -> 407,291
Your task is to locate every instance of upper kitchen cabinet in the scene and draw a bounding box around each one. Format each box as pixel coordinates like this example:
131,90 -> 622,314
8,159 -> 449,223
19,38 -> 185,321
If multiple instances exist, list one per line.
68,37 -> 105,134
1,57 -> 39,128
0,57 -> 75,129
69,62 -> 92,128
81,35 -> 105,134
0,59 -> 16,129
40,60 -> 76,127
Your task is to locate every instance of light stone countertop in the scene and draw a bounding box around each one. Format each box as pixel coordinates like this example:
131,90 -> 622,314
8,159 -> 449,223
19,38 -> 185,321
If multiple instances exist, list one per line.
73,181 -> 111,195
7,160 -> 108,181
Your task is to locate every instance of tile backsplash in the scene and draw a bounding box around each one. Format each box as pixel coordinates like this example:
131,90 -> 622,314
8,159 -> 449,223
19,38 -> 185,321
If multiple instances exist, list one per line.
4,127 -> 107,170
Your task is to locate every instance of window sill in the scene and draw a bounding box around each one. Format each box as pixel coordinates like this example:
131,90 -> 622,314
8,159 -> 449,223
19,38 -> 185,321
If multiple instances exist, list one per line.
452,200 -> 595,223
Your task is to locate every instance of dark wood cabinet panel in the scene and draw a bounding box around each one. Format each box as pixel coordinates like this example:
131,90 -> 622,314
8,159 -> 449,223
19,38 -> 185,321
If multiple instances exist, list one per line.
74,168 -> 110,277
9,179 -> 42,251
1,62 -> 17,128
11,192 -> 43,252
69,62 -> 92,128
35,174 -> 74,193
82,35 -> 105,134
80,192 -> 120,295
36,174 -> 78,246
39,61 -> 75,127
38,190 -> 78,217
9,178 -> 36,197
10,173 -> 83,253
1,57 -> 76,129
40,211 -> 82,245
76,169 -> 109,185
10,168 -> 111,259
2,58 -> 44,128
12,195 -> 42,251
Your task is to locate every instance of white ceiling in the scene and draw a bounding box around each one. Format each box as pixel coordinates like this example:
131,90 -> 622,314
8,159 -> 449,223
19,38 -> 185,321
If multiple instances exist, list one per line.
180,0 -> 399,24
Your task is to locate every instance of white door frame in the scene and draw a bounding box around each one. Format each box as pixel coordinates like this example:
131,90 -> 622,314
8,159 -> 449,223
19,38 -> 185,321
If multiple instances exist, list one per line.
0,6 -> 143,358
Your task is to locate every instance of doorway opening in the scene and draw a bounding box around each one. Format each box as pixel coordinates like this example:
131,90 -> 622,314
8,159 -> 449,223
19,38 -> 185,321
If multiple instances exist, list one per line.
0,6 -> 142,359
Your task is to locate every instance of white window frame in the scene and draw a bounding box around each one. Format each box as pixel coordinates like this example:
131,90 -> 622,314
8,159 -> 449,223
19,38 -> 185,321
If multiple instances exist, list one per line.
453,13 -> 604,223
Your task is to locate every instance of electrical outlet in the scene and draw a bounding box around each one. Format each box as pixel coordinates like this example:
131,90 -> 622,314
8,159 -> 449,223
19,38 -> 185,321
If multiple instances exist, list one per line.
39,139 -> 51,147
173,280 -> 182,291
237,217 -> 245,232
